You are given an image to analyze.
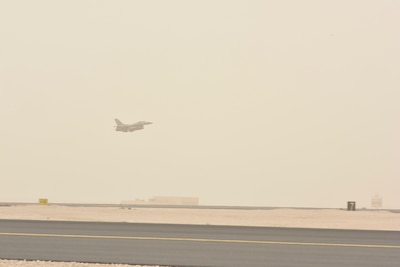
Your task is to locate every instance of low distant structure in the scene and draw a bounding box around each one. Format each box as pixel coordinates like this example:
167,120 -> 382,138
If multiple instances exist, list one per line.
121,196 -> 199,206
371,195 -> 383,209
149,196 -> 199,205
38,198 -> 48,205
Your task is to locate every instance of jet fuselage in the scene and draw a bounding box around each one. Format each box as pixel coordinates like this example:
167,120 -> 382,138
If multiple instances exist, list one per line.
114,119 -> 152,132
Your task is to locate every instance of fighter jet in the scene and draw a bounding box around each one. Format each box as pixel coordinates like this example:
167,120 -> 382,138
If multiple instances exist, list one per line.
114,119 -> 152,132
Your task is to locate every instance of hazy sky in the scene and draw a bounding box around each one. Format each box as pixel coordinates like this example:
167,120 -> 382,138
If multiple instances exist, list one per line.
1,1 -> 399,208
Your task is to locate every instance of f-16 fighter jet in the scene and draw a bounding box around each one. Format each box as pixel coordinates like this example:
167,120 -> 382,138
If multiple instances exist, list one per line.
114,119 -> 152,132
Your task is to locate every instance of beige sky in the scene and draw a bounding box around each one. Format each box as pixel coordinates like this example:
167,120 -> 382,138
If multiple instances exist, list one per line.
1,0 -> 399,208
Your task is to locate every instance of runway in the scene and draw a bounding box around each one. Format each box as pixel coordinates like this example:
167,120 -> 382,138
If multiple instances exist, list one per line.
0,220 -> 399,267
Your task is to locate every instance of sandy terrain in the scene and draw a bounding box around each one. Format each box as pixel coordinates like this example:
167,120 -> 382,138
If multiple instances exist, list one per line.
1,204 -> 399,267
1,204 -> 400,230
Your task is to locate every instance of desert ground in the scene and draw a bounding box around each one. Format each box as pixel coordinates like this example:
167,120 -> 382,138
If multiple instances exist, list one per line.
1,204 -> 399,267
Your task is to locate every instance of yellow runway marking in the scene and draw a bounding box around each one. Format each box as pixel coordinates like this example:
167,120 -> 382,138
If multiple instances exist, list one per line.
0,232 -> 399,249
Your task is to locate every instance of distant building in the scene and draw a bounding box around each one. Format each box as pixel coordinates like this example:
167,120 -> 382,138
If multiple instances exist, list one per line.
371,195 -> 383,209
121,196 -> 199,206
149,196 -> 199,205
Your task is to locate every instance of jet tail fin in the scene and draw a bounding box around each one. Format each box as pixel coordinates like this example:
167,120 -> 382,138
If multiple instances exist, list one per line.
114,119 -> 123,126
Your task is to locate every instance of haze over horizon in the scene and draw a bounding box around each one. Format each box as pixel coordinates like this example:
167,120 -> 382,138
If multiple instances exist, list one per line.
1,1 -> 399,208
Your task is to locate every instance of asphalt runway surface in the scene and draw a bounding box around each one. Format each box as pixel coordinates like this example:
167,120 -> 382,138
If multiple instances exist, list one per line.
0,220 -> 399,267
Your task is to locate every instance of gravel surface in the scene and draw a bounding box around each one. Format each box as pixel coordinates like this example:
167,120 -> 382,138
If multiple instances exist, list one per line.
0,260 -> 162,267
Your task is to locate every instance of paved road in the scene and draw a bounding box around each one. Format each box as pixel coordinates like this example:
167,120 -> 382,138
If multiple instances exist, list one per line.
0,220 -> 399,267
